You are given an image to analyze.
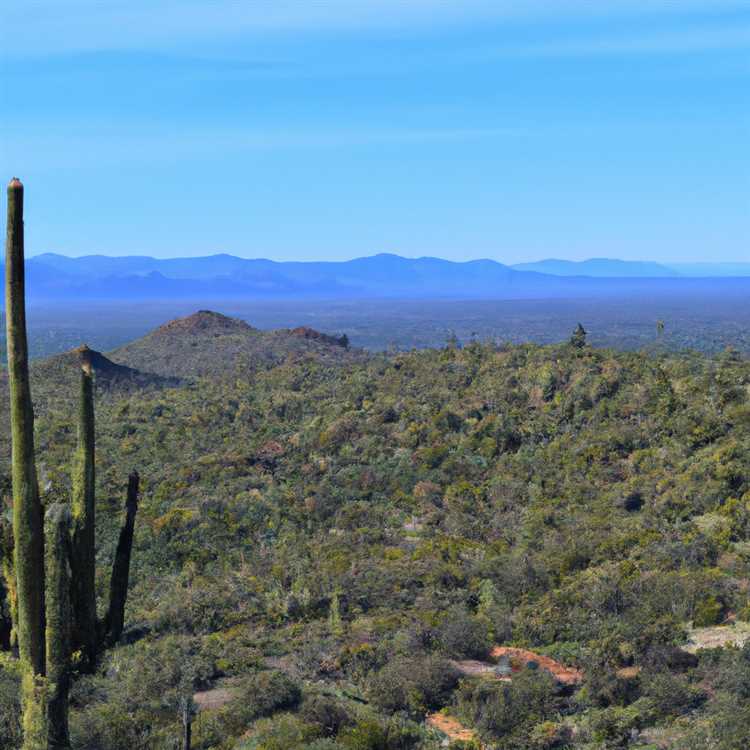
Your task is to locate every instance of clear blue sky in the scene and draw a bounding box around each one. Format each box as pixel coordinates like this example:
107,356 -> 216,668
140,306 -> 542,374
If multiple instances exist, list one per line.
1,1 -> 748,263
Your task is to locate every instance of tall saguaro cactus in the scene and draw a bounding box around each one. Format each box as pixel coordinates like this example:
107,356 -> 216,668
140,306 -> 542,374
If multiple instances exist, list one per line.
5,177 -> 47,747
71,359 -> 97,670
45,504 -> 72,750
5,177 -> 44,674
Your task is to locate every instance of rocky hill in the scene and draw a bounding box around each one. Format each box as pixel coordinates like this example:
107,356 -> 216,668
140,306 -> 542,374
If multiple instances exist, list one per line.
31,344 -> 176,391
110,310 -> 359,379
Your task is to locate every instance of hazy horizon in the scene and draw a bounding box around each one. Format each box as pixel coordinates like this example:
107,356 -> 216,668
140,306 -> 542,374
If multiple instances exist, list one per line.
21,249 -> 750,271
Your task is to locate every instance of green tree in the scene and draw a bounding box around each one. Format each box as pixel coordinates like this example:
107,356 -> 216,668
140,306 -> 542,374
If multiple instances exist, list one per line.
569,323 -> 587,349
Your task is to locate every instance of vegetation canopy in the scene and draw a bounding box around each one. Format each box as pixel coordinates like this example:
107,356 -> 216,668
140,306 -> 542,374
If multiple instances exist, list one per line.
1,293 -> 749,748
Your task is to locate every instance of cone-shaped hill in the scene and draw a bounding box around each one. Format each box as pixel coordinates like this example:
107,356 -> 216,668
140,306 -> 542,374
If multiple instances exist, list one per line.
110,310 -> 357,379
0,345 -> 177,462
30,344 -> 178,391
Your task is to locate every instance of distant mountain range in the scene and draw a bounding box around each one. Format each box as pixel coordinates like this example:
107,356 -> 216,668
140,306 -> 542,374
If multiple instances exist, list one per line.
511,258 -> 679,277
511,258 -> 750,278
11,252 -> 750,302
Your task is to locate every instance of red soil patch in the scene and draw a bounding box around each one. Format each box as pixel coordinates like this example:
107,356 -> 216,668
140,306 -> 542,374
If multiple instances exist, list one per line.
490,646 -> 583,686
426,713 -> 480,745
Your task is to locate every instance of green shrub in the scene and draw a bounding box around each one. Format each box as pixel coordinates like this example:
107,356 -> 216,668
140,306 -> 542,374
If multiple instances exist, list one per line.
456,669 -> 561,749
222,670 -> 302,735
0,662 -> 21,750
338,719 -> 389,750
641,672 -> 706,718
368,656 -> 458,715
587,703 -> 650,748
306,740 -> 344,750
299,693 -> 353,737
438,607 -> 491,660
693,595 -> 724,627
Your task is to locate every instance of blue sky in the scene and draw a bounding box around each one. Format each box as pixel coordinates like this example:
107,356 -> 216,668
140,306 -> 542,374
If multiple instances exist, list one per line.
1,1 -> 749,262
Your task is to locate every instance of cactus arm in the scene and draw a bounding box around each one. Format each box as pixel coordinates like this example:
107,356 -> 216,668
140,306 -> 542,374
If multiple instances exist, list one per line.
70,363 -> 97,669
103,471 -> 139,645
45,504 -> 72,749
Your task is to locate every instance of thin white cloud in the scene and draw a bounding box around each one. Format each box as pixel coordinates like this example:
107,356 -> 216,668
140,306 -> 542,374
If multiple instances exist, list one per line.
2,0 -> 747,56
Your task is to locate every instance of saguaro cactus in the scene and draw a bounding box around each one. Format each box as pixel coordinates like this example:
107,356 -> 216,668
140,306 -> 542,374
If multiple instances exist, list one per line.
45,504 -> 72,750
5,177 -> 44,675
5,177 -> 47,748
71,357 -> 97,670
104,471 -> 140,645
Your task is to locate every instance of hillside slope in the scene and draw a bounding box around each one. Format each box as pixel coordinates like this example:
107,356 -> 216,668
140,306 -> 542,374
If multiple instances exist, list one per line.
2,328 -> 750,749
31,344 -> 177,391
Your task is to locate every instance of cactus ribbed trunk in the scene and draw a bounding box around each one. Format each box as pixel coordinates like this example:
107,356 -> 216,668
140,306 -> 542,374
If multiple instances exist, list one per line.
104,471 -> 139,644
71,364 -> 97,670
45,504 -> 72,750
5,177 -> 47,748
5,177 -> 44,672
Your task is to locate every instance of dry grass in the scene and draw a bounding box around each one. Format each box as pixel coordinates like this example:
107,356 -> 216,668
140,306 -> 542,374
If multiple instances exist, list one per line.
683,620 -> 750,653
451,658 -> 511,680
193,684 -> 235,711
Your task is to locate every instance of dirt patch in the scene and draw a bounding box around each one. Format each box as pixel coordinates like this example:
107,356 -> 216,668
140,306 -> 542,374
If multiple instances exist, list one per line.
451,659 -> 511,680
426,712 -> 481,746
683,620 -> 750,653
616,666 -> 642,679
193,686 -> 234,711
490,647 -> 583,686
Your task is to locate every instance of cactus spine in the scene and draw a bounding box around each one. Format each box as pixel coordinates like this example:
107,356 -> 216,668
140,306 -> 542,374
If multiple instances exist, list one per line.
44,504 -> 72,749
5,177 -> 47,747
71,359 -> 97,669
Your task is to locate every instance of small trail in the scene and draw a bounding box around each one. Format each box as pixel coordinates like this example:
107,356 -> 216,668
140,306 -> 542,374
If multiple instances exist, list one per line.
426,712 -> 482,746
451,646 -> 583,686
490,646 -> 583,686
